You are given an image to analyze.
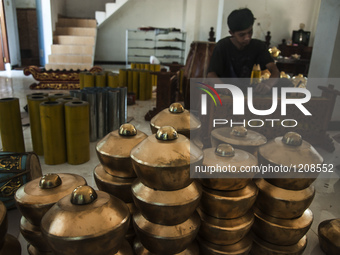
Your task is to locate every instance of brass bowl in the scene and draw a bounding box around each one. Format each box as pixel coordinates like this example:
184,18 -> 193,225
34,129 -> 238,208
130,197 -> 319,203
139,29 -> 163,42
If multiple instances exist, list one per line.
211,126 -> 267,155
251,232 -> 307,255
150,103 -> 201,139
0,234 -> 21,255
0,201 -> 7,244
41,186 -> 130,255
15,173 -> 87,226
20,216 -> 52,252
131,179 -> 202,225
94,164 -> 135,203
27,245 -> 54,255
318,219 -> 340,255
199,182 -> 258,219
133,211 -> 200,254
198,208 -> 254,245
198,234 -> 252,255
126,202 -> 138,229
254,178 -> 315,219
265,178 -> 316,191
130,126 -> 203,191
199,144 -> 257,191
116,240 -> 134,255
133,238 -> 200,255
252,207 -> 313,245
96,124 -> 148,178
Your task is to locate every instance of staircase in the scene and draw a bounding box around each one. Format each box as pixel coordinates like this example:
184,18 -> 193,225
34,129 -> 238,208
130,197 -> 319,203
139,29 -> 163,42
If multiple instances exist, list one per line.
95,0 -> 129,27
45,18 -> 97,71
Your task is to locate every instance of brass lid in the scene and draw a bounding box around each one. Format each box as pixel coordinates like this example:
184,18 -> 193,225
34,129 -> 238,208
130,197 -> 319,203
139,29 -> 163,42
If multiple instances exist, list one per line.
131,126 -> 203,168
41,186 -> 130,239
96,124 -> 147,158
258,132 -> 323,166
203,144 -> 257,169
15,173 -> 87,205
150,103 -> 201,133
211,126 -> 267,147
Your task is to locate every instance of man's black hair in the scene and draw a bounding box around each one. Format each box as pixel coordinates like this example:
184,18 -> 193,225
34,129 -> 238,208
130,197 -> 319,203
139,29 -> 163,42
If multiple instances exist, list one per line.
227,8 -> 255,32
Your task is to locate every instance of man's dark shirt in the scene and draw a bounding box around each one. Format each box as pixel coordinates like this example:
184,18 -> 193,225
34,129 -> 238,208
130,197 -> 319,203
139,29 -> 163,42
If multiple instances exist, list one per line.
207,37 -> 274,78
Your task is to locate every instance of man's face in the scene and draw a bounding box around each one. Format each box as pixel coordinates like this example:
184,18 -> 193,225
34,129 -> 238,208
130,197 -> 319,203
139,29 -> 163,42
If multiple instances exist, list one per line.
230,26 -> 253,48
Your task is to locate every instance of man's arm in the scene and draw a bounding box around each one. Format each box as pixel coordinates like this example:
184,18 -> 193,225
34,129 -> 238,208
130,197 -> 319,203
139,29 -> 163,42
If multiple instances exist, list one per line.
254,62 -> 280,94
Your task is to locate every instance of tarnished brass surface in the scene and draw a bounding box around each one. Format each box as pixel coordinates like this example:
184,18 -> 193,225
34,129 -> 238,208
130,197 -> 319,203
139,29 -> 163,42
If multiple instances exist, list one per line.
199,182 -> 258,219
14,173 -> 87,226
211,126 -> 267,155
20,216 -> 52,252
258,132 -> 323,188
131,127 -> 203,190
198,234 -> 252,255
0,201 -> 7,244
251,232 -> 307,255
198,208 -> 254,246
48,93 -> 70,101
150,103 -> 201,138
41,186 -> 130,255
96,124 -> 147,178
94,164 -> 135,203
133,211 -> 200,254
27,245 -> 54,255
253,207 -> 313,245
0,234 -> 21,255
115,240 -> 134,255
318,219 -> 340,255
131,179 -> 202,225
199,144 -> 257,191
133,238 -> 200,255
254,178 -> 315,219
126,202 -> 138,230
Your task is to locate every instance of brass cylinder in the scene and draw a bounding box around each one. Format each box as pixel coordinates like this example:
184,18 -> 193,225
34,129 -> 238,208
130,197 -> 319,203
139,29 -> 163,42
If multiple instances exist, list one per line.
132,70 -> 139,98
27,96 -> 48,155
64,101 -> 90,165
95,72 -> 107,87
79,72 -> 86,89
83,72 -> 95,87
108,73 -> 119,88
127,69 -> 133,93
119,69 -> 128,87
138,71 -> 147,100
0,201 -> 7,244
48,93 -> 70,101
40,101 -> 66,165
0,97 -> 25,153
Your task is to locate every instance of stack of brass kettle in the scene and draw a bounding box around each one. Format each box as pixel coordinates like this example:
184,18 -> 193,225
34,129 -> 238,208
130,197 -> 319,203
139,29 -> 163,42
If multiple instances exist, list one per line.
130,126 -> 203,254
14,173 -> 87,255
40,185 -> 131,255
0,200 -> 21,254
150,102 -> 201,139
95,123 -> 148,244
211,126 -> 267,156
198,144 -> 258,254
251,132 -> 323,255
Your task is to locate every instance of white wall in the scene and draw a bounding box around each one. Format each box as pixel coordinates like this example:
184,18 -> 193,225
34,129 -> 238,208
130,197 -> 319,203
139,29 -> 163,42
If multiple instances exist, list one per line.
50,0 -> 66,31
14,0 -> 36,8
65,0 -> 114,19
95,0 -> 186,62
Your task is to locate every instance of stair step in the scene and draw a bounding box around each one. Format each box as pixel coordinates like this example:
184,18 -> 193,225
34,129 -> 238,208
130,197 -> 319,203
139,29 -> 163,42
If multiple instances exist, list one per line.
57,18 -> 97,28
45,63 -> 92,71
53,35 -> 95,45
51,45 -> 94,55
48,54 -> 93,64
54,27 -> 97,37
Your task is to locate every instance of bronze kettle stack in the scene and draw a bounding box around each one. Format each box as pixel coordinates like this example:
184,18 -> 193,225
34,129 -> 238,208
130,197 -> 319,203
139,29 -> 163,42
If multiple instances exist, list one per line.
130,126 -> 203,254
0,200 -> 21,255
198,144 -> 258,254
251,132 -> 323,255
14,173 -> 87,255
95,123 -> 148,244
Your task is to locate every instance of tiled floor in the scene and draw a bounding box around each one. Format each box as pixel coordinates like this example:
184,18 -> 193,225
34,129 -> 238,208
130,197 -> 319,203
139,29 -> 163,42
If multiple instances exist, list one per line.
1,67 -> 339,254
